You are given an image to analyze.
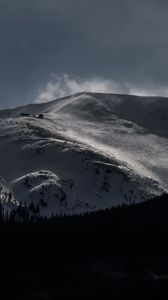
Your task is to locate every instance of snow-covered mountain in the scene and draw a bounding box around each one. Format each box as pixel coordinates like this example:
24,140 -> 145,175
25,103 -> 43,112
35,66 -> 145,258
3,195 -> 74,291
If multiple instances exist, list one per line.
0,92 -> 167,217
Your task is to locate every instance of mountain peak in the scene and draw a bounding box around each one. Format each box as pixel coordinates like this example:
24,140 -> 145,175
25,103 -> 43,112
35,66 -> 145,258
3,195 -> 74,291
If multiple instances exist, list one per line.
0,92 -> 168,217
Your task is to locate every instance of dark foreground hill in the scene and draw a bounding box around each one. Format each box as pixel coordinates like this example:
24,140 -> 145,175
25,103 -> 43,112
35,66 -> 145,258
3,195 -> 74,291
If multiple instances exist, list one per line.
1,193 -> 168,299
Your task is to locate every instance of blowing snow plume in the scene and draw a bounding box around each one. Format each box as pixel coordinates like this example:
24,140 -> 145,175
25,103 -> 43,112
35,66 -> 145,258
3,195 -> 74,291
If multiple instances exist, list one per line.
35,74 -> 168,104
35,75 -> 127,103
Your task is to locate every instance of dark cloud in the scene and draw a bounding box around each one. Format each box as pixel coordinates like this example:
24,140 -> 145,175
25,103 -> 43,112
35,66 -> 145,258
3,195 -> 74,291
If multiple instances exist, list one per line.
0,0 -> 168,108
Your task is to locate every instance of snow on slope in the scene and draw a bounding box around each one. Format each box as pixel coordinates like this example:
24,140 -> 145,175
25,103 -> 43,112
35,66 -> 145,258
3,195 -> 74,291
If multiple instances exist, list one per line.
0,92 -> 167,217
0,176 -> 18,216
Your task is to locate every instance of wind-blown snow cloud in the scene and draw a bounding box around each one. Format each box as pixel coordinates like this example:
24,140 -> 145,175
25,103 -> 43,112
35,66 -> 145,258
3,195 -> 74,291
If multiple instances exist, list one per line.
129,86 -> 168,98
35,75 -> 124,103
35,74 -> 168,103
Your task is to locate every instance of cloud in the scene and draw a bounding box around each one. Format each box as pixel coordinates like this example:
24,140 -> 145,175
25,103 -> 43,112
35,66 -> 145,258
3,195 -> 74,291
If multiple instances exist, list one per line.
35,74 -> 124,103
35,74 -> 168,103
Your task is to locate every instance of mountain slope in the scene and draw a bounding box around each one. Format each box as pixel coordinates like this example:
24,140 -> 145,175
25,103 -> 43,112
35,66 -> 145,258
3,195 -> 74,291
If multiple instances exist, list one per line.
0,92 -> 167,217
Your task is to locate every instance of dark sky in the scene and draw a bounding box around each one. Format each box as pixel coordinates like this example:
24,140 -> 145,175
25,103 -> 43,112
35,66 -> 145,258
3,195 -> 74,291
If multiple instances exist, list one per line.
0,0 -> 168,108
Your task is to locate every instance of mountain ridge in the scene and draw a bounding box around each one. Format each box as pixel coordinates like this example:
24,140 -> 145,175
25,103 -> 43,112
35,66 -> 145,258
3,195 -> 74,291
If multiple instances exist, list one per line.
0,92 -> 167,217
1,91 -> 168,115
